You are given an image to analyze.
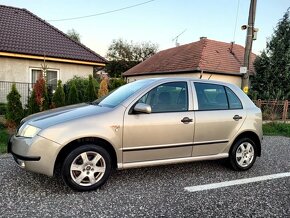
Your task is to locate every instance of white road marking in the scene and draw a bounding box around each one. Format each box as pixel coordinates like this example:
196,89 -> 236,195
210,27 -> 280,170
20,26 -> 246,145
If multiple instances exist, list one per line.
184,172 -> 290,192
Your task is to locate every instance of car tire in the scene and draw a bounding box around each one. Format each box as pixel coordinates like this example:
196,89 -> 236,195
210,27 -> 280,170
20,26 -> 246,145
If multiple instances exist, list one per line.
229,138 -> 257,171
61,144 -> 112,191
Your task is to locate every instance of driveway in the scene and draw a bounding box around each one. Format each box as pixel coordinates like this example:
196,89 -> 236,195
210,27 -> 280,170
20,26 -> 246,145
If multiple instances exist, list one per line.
0,136 -> 289,217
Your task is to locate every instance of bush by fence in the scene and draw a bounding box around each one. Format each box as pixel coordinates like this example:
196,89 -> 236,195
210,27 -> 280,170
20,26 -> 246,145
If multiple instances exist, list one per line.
253,99 -> 289,121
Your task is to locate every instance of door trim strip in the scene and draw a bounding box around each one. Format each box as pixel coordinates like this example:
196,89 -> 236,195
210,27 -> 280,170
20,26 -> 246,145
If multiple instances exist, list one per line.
122,140 -> 229,152
118,153 -> 229,169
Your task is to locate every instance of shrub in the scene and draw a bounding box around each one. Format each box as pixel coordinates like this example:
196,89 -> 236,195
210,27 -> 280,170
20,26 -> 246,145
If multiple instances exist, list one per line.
52,80 -> 65,108
98,79 -> 109,98
86,75 -> 97,102
26,90 -> 40,115
0,103 -> 7,115
108,78 -> 126,91
65,75 -> 99,103
5,84 -> 24,125
67,81 -> 79,105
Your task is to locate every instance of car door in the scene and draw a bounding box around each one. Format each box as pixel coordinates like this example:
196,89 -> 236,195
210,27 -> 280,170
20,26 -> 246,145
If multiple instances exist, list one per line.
122,81 -> 195,163
192,82 -> 246,156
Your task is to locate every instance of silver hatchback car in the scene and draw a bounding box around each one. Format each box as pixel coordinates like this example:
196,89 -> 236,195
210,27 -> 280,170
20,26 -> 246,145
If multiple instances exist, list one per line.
8,78 -> 262,191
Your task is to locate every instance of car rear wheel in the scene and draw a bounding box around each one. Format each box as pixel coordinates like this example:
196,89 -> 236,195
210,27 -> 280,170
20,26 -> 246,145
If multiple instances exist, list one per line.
229,138 -> 257,171
61,144 -> 112,191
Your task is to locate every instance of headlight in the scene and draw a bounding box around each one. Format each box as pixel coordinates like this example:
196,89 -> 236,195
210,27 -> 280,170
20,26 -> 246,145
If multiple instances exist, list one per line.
17,124 -> 41,138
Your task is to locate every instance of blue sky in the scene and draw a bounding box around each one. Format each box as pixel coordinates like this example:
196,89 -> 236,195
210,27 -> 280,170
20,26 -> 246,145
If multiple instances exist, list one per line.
1,0 -> 289,57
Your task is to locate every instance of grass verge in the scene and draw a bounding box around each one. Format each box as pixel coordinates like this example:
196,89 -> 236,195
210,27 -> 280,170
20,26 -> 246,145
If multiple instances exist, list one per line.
263,122 -> 290,137
0,122 -> 9,154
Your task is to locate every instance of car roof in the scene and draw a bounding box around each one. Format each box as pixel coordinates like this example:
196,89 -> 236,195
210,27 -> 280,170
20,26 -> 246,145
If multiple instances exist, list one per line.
140,77 -> 233,87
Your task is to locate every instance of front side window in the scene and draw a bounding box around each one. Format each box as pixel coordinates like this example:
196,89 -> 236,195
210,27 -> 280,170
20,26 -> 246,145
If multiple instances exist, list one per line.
138,82 -> 188,113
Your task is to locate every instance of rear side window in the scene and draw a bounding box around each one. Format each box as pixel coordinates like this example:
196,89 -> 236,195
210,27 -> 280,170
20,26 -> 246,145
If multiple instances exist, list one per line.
194,83 -> 243,110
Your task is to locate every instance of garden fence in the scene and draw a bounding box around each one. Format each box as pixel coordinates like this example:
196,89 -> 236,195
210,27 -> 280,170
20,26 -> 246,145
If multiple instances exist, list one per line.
253,99 -> 289,122
0,80 -> 56,107
0,81 -> 33,106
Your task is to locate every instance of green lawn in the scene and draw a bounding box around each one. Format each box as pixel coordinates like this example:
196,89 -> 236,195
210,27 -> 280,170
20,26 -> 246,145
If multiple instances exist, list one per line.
0,122 -> 9,154
263,122 -> 290,137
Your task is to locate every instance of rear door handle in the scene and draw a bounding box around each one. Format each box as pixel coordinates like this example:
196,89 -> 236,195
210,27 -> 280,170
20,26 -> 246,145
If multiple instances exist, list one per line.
233,115 -> 242,121
181,117 -> 193,124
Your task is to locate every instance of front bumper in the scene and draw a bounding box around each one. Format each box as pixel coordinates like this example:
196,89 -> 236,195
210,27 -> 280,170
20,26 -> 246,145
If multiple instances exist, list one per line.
8,135 -> 61,176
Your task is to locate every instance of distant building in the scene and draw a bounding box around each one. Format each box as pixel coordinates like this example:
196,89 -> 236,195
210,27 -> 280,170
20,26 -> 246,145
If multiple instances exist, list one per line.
0,5 -> 107,86
123,37 -> 256,87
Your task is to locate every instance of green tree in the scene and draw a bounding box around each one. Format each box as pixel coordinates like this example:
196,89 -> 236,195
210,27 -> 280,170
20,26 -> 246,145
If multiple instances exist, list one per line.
5,84 -> 24,125
67,29 -> 81,42
86,75 -> 97,102
67,81 -> 79,105
52,80 -> 65,108
251,9 -> 290,100
105,38 -> 158,77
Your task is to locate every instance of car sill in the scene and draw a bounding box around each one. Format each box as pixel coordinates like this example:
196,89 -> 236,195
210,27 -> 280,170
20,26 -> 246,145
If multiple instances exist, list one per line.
118,153 -> 229,169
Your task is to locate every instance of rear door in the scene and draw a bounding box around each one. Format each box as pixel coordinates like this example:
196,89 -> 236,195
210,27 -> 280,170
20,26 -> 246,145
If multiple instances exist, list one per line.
192,82 -> 246,156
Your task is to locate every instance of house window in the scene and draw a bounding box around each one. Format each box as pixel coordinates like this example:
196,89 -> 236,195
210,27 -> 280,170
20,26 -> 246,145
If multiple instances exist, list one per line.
30,68 -> 59,87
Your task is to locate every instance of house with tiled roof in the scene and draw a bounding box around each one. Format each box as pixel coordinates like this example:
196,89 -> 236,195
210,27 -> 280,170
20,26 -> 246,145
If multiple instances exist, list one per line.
0,5 -> 106,87
123,37 -> 256,87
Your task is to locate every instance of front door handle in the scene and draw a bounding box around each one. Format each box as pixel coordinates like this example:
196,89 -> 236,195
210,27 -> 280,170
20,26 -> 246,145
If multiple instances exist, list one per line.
181,117 -> 193,124
233,115 -> 243,121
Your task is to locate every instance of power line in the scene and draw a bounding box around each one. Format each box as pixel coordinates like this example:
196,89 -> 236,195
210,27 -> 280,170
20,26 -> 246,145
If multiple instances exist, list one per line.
232,0 -> 240,42
47,0 -> 156,22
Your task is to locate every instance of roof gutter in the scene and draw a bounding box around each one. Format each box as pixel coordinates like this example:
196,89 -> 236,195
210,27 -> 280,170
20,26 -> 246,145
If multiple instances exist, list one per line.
0,51 -> 106,66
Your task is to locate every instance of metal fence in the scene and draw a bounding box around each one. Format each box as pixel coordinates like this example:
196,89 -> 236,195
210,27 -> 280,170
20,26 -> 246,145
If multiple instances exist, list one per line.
0,81 -> 33,106
0,81 -> 56,106
253,99 -> 289,121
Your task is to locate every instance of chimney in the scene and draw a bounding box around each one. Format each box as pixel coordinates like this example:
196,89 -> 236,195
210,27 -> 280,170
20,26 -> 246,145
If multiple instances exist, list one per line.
200,36 -> 207,40
230,41 -> 234,54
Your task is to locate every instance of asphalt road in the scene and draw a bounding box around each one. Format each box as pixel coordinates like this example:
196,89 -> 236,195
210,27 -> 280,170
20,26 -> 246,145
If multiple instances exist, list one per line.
0,136 -> 289,217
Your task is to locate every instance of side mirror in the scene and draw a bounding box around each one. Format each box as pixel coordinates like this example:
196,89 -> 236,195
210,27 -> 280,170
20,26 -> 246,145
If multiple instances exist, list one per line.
134,103 -> 152,114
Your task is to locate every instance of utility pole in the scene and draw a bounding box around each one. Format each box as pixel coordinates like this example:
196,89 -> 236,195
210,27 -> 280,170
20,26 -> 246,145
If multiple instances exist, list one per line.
241,0 -> 257,94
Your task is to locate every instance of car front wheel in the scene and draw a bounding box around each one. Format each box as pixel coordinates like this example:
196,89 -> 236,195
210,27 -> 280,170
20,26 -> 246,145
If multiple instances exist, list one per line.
229,138 -> 257,171
61,144 -> 112,191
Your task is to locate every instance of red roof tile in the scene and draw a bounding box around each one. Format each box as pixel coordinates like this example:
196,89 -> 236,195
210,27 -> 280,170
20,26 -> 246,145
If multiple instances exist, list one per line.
0,5 -> 106,64
123,38 -> 256,76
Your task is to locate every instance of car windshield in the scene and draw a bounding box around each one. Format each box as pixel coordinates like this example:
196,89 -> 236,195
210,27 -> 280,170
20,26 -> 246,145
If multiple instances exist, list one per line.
94,79 -> 156,108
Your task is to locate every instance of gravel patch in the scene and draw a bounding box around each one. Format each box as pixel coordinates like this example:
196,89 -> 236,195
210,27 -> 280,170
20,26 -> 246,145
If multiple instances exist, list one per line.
0,136 -> 289,217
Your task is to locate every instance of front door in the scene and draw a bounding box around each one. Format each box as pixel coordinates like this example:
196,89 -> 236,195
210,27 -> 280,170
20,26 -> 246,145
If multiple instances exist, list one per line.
123,81 -> 195,163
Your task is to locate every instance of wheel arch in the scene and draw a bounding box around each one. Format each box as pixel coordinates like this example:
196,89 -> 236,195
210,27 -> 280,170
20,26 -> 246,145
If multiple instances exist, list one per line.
54,137 -> 118,176
231,131 -> 261,156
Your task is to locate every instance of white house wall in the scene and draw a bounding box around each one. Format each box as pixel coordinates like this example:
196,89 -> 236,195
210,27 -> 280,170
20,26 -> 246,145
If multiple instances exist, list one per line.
0,57 -> 93,83
126,72 -> 242,88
